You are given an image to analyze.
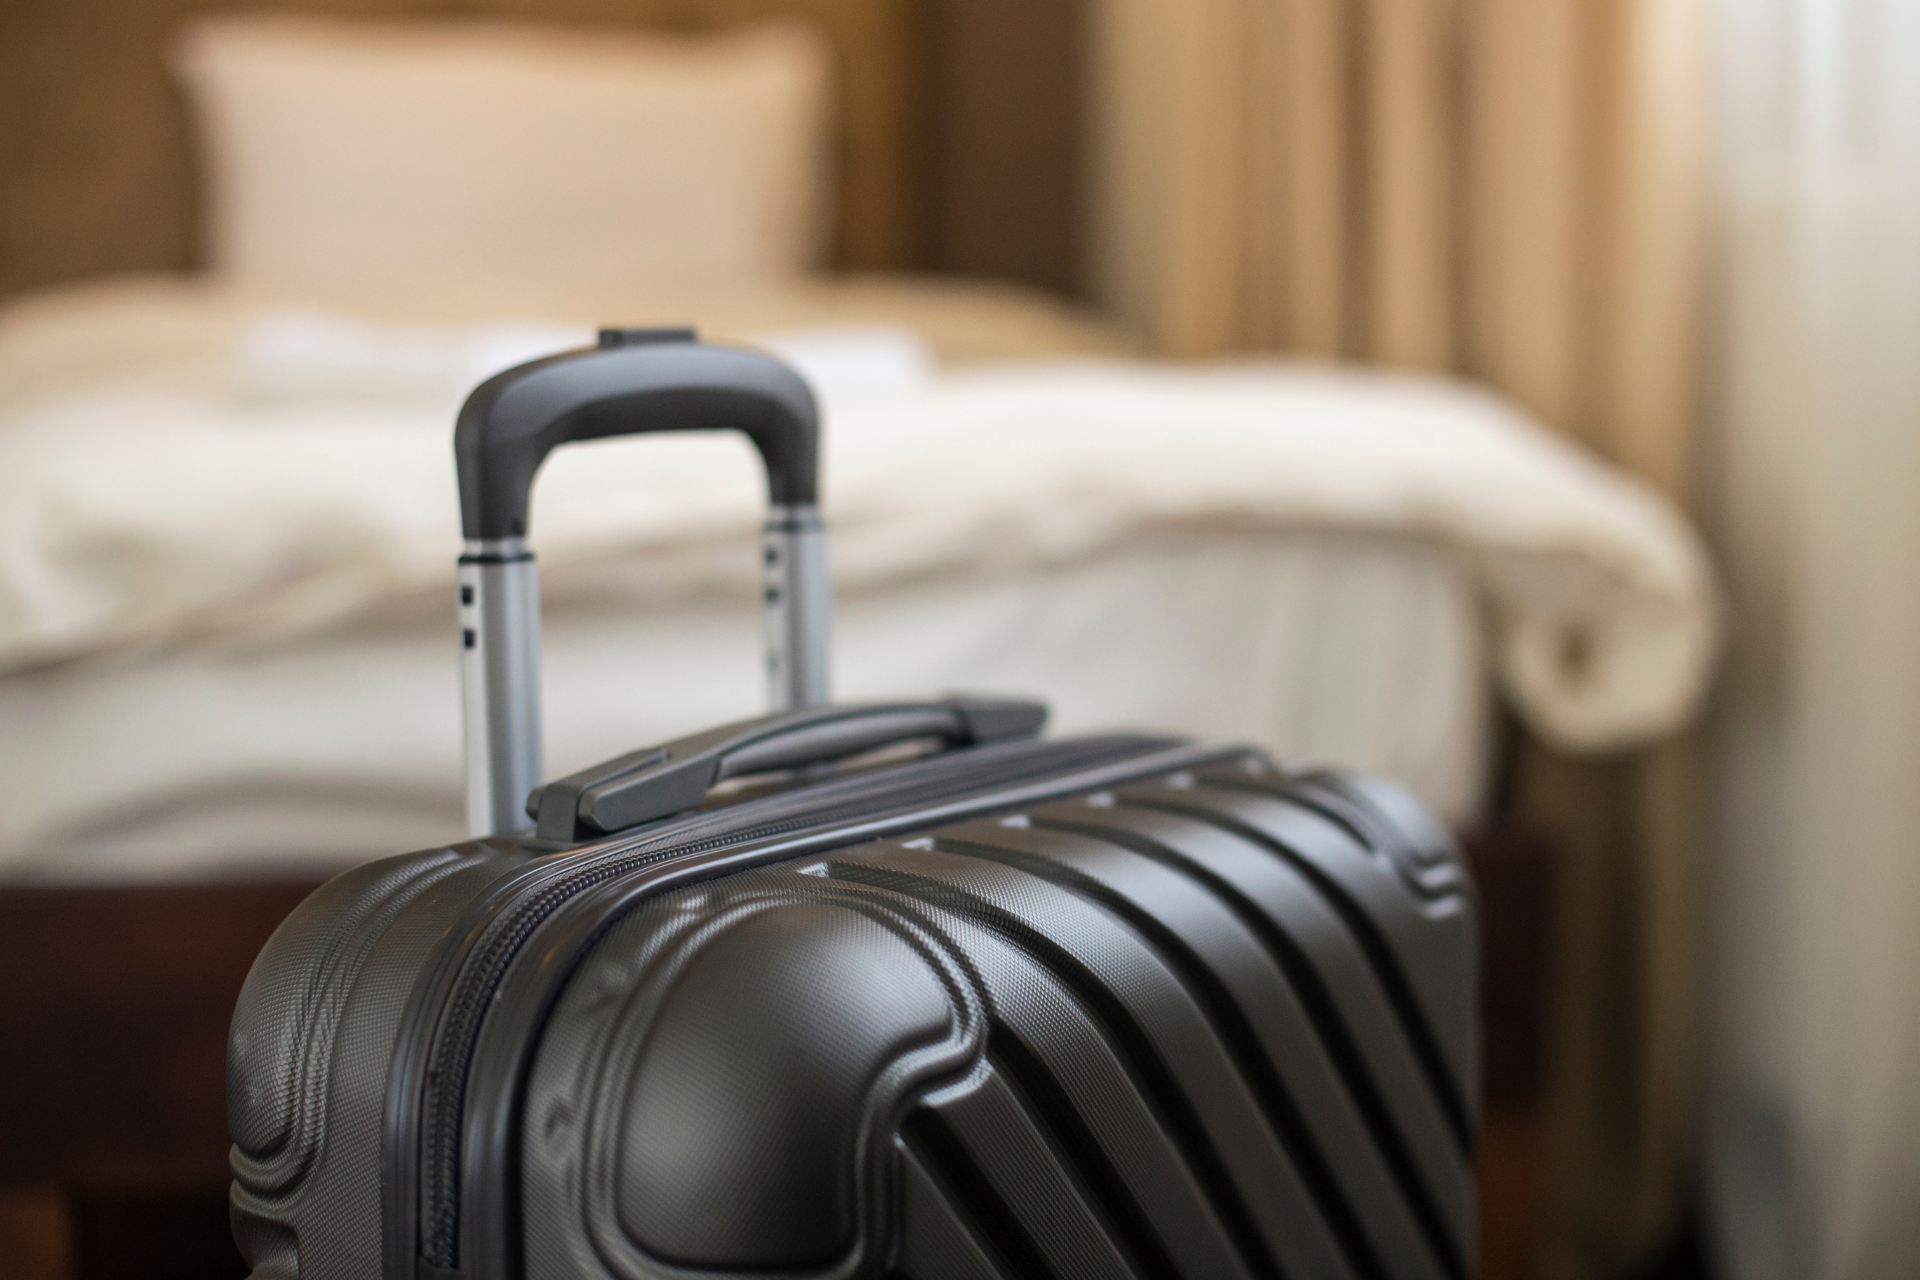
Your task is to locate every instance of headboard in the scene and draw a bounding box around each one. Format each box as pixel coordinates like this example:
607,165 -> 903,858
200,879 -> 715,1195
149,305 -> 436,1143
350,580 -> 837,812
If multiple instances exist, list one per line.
0,0 -> 1085,301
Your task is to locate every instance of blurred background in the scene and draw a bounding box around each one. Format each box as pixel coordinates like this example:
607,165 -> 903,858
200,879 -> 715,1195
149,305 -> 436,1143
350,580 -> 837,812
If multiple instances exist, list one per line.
0,1 -> 1913,1279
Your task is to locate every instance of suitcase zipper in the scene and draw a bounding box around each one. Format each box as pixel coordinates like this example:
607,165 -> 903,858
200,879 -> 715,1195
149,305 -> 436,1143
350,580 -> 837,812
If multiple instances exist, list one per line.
407,733 -> 1203,1276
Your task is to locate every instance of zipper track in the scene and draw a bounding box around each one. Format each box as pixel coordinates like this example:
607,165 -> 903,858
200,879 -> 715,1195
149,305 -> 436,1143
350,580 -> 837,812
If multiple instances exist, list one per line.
415,734 -> 1178,1271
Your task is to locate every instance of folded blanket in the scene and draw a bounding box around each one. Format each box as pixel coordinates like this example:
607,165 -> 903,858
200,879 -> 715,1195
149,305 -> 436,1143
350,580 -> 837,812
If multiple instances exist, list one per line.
0,281 -> 1718,752
229,309 -> 936,403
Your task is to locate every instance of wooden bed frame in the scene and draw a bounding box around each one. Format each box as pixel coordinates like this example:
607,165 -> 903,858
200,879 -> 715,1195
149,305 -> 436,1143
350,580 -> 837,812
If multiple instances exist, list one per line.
0,833 -> 1557,1280
0,2 -> 1556,1276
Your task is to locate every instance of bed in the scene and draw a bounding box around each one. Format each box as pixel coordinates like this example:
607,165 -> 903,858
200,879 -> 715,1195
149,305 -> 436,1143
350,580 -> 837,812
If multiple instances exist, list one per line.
0,277 -> 1513,875
0,3 -> 1716,1278
0,270 -> 1711,879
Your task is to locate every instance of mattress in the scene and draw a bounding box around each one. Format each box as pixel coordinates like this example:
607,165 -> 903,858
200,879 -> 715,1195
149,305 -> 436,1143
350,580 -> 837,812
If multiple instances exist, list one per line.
0,531 -> 1484,881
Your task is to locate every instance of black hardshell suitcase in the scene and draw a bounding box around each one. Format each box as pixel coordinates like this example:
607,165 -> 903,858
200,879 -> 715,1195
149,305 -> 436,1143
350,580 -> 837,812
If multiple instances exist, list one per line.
225,330 -> 1478,1280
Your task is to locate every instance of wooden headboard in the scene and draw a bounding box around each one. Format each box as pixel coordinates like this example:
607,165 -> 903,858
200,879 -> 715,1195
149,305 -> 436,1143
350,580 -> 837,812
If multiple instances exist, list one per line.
0,0 -> 1084,301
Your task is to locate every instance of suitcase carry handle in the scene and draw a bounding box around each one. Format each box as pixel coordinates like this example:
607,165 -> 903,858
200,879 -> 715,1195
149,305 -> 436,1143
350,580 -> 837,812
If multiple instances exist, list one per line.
454,327 -> 831,837
525,696 -> 1048,843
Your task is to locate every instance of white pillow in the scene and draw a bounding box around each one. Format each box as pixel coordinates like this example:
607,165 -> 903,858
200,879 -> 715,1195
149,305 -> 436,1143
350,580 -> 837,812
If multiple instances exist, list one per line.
171,16 -> 832,294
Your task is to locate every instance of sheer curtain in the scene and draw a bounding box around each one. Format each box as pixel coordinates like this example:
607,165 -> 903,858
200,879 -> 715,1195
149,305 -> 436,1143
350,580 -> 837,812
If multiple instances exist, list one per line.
1708,2 -> 1920,1278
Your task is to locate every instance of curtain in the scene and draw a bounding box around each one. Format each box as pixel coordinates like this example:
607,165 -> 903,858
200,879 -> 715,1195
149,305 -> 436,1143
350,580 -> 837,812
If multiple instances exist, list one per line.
1707,3 -> 1920,1278
1084,3 -> 1711,1277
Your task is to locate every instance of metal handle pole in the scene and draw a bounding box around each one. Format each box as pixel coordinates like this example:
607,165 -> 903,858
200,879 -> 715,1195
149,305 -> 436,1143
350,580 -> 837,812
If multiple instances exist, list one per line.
762,503 -> 832,711
454,334 -> 827,838
459,538 -> 543,837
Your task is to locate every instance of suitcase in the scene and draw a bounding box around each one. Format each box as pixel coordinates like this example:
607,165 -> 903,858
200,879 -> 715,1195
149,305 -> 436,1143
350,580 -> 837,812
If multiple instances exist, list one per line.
225,328 -> 1478,1280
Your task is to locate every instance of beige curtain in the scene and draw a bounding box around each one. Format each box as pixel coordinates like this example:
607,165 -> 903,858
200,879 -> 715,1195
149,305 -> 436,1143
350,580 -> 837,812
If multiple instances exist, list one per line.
1084,2 -> 1710,1277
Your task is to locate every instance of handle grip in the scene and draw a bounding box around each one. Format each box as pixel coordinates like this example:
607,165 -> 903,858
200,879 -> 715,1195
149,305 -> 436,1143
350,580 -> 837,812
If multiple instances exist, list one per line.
455,328 -> 832,838
527,696 -> 1049,843
455,327 -> 817,541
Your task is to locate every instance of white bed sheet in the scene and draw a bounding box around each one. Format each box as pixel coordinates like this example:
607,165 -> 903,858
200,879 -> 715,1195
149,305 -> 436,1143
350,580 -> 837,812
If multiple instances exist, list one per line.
0,531 -> 1484,881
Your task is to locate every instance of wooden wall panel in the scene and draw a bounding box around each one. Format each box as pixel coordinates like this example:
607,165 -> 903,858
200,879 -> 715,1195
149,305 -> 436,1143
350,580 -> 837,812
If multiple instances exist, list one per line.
922,0 -> 1085,296
0,0 -> 925,297
0,0 -> 1087,302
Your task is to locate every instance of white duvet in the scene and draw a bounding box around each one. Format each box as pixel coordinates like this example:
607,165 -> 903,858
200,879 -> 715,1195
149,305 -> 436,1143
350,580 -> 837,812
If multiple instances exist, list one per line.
0,276 -> 1722,875
0,278 -> 1717,755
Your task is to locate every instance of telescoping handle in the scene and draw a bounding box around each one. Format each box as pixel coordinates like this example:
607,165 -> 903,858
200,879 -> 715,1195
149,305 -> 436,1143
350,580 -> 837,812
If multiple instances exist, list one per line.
455,327 -> 831,838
